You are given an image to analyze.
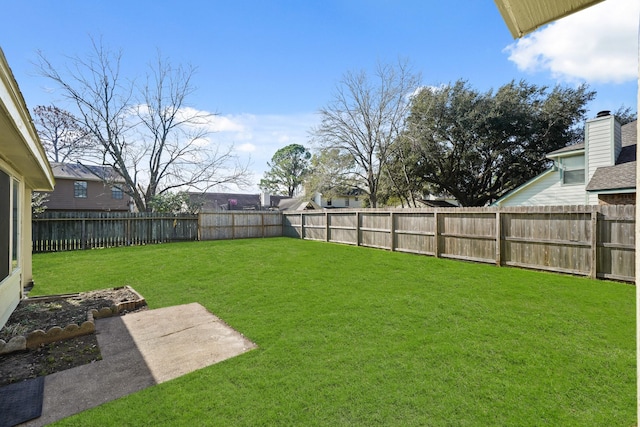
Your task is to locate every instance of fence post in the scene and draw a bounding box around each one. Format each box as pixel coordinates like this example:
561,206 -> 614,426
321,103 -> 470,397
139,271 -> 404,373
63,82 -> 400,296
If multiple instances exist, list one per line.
390,212 -> 396,251
300,213 -> 304,239
325,211 -> 329,242
356,211 -> 361,246
81,218 -> 86,250
434,211 -> 440,257
590,210 -> 598,279
495,211 -> 502,266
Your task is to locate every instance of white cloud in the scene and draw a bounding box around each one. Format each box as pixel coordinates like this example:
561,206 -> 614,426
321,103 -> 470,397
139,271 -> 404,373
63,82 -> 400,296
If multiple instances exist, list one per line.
504,0 -> 639,83
237,143 -> 257,152
207,112 -> 320,192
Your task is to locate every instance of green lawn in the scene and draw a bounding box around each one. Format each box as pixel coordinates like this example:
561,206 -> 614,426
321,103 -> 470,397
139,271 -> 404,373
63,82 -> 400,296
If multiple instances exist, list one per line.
32,238 -> 635,426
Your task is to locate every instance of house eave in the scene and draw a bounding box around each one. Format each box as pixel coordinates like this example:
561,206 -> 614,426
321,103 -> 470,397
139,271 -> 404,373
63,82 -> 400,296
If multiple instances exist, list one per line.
0,49 -> 54,190
546,148 -> 585,160
493,0 -> 605,38
586,187 -> 636,194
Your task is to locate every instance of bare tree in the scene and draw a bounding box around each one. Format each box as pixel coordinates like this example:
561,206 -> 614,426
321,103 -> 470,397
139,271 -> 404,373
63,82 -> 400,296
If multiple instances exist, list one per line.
312,60 -> 421,207
35,39 -> 248,212
134,54 -> 249,208
32,105 -> 94,163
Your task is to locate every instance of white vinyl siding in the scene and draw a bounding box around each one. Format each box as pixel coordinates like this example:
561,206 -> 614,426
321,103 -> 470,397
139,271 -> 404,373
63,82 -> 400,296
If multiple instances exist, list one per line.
585,115 -> 621,181
496,169 -> 588,206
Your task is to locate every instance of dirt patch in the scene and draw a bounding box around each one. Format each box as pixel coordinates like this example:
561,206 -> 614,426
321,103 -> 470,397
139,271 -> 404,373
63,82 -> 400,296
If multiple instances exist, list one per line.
0,287 -> 147,387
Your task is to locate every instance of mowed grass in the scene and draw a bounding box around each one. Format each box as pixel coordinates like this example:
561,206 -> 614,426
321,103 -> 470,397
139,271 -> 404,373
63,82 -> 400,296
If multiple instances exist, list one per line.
32,238 -> 635,426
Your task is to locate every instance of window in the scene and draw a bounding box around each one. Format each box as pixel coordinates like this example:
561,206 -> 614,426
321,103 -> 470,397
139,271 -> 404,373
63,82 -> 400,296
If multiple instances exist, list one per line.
11,179 -> 19,272
345,197 -> 350,207
112,186 -> 123,200
0,172 -> 20,280
0,170 -> 9,281
74,181 -> 87,198
326,198 -> 332,206
561,156 -> 585,185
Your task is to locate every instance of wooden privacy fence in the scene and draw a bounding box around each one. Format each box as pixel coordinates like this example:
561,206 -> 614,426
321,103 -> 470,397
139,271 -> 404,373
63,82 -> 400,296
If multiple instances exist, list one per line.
198,211 -> 283,240
32,212 -> 199,252
283,205 -> 636,282
32,211 -> 284,253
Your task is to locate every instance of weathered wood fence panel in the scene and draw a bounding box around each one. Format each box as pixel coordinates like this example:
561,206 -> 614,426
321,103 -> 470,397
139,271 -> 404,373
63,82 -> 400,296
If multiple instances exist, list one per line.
198,212 -> 282,241
32,212 -> 199,252
282,205 -> 636,282
33,207 -> 636,282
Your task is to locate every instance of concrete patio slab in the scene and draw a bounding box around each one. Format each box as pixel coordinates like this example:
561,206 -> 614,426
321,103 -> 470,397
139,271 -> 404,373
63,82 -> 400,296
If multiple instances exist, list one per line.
20,303 -> 256,426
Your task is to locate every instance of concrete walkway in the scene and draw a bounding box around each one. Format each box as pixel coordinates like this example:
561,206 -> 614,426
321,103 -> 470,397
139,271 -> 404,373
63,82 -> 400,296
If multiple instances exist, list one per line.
21,303 -> 257,426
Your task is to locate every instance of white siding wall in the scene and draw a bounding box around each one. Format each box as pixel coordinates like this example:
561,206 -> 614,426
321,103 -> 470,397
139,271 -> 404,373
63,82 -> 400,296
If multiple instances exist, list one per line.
585,115 -> 621,204
586,115 -> 621,180
0,159 -> 23,329
313,192 -> 363,208
497,169 -> 588,206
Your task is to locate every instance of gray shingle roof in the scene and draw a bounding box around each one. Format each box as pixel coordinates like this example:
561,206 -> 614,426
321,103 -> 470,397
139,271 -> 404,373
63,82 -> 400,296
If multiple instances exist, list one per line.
188,192 -> 261,211
586,161 -> 636,191
586,120 -> 637,192
547,142 -> 584,157
51,162 -> 124,182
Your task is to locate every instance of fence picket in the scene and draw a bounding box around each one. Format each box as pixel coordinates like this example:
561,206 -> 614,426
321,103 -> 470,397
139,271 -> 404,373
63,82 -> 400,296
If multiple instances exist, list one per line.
283,206 -> 636,282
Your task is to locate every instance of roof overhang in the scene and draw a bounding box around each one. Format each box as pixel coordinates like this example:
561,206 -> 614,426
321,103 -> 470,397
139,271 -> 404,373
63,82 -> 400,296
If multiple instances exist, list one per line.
546,148 -> 585,160
493,0 -> 606,38
0,48 -> 54,191
586,187 -> 636,194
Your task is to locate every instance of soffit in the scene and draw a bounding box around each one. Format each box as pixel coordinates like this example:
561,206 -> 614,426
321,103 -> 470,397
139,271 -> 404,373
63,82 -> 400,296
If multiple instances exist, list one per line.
494,0 -> 605,38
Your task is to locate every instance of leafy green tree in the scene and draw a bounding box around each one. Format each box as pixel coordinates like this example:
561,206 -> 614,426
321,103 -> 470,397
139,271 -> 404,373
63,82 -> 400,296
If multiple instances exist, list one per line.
378,135 -> 425,207
304,148 -> 357,200
612,106 -> 637,125
148,192 -> 202,214
404,80 -> 595,206
259,144 -> 311,197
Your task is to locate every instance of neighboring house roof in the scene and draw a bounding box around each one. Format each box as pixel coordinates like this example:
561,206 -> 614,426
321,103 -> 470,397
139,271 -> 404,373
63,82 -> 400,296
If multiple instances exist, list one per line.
278,198 -> 321,211
269,195 -> 291,207
189,192 -> 261,211
546,142 -> 584,157
418,199 -> 458,208
586,161 -> 636,192
51,162 -> 124,183
585,120 -> 637,192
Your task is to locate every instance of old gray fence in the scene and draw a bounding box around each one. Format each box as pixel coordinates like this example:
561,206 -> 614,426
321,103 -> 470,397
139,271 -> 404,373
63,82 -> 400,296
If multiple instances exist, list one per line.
32,212 -> 200,252
32,207 -> 635,282
283,205 -> 635,282
32,211 -> 282,252
198,211 -> 283,240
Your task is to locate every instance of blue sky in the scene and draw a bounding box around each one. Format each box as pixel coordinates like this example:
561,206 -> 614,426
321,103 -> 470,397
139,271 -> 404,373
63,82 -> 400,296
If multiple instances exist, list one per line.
1,0 -> 638,192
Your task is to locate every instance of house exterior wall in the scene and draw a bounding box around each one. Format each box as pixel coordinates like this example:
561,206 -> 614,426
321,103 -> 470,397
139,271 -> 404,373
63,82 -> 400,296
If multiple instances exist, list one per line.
0,48 -> 55,329
313,193 -> 363,209
495,169 -> 588,206
585,116 -> 622,181
0,159 -> 35,328
585,115 -> 622,204
496,114 -> 629,207
46,178 -> 129,211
